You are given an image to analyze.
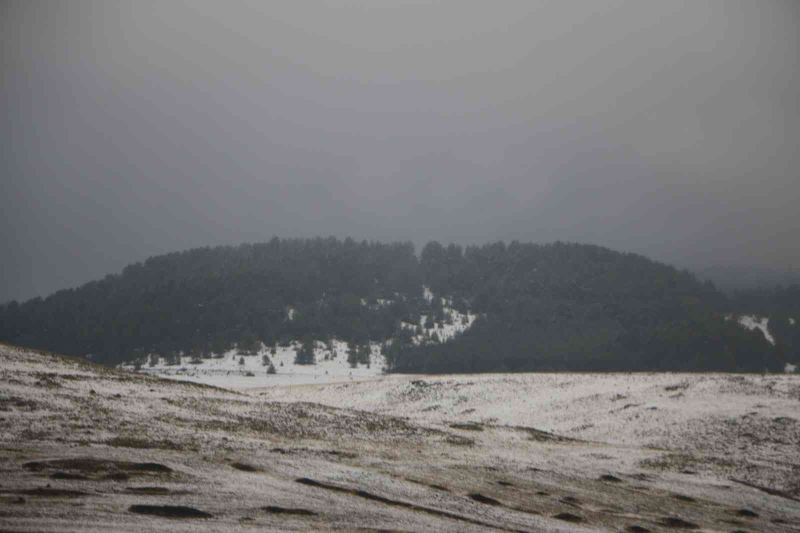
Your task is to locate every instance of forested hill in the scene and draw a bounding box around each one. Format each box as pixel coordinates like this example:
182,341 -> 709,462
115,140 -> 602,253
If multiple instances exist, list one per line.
0,237 -> 786,372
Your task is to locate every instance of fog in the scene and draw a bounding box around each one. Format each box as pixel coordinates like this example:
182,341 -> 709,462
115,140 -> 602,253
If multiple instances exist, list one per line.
2,0 -> 798,302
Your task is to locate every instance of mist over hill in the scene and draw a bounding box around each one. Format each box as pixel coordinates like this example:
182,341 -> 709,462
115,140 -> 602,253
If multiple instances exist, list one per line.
0,237 -> 787,372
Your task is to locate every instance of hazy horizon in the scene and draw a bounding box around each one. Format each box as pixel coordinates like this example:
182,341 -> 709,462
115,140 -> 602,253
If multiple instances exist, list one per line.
3,0 -> 799,302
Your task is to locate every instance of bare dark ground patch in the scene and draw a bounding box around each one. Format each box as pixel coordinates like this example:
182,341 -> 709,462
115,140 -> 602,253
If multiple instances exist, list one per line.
1,487 -> 89,498
468,493 -> 502,505
23,457 -> 174,483
262,505 -> 317,516
449,422 -> 484,431
128,504 -> 213,519
105,436 -> 181,450
269,447 -> 358,459
658,516 -> 700,529
295,477 -> 530,533
124,486 -> 186,495
553,512 -> 584,523
231,462 -> 259,472
49,471 -> 88,480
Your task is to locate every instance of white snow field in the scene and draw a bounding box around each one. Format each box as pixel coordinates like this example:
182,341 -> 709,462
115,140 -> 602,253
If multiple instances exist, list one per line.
3,342 -> 800,532
257,372 -> 800,490
122,340 -> 388,389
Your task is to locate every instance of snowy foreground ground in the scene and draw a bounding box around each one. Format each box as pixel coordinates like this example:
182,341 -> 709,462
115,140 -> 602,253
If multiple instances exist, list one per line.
2,343 -> 800,532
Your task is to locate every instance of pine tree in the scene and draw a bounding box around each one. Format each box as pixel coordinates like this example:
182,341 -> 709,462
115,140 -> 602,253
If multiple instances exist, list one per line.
347,343 -> 358,368
238,332 -> 260,355
358,344 -> 371,365
295,338 -> 315,365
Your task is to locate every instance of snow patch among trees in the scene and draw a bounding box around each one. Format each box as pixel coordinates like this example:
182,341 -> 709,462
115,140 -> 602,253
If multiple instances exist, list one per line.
121,288 -> 479,387
736,315 -> 776,345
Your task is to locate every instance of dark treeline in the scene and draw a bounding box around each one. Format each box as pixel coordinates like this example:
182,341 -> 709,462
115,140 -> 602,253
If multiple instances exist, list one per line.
0,237 -> 790,372
0,238 -> 422,365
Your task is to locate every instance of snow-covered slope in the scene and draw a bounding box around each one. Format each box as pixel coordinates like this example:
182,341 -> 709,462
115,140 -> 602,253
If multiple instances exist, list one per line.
122,340 -> 386,389
5,343 -> 800,532
258,372 -> 800,451
258,371 -> 800,506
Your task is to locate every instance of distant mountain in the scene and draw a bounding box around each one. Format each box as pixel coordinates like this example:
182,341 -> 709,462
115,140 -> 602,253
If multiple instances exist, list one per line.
0,237 -> 788,372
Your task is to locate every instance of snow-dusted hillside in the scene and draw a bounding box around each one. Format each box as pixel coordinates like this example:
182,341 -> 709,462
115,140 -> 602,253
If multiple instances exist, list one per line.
258,371 -> 800,455
258,371 -> 800,514
5,343 -> 800,533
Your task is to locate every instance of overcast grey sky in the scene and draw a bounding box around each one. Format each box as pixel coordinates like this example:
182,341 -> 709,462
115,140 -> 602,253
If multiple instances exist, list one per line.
2,0 -> 799,302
